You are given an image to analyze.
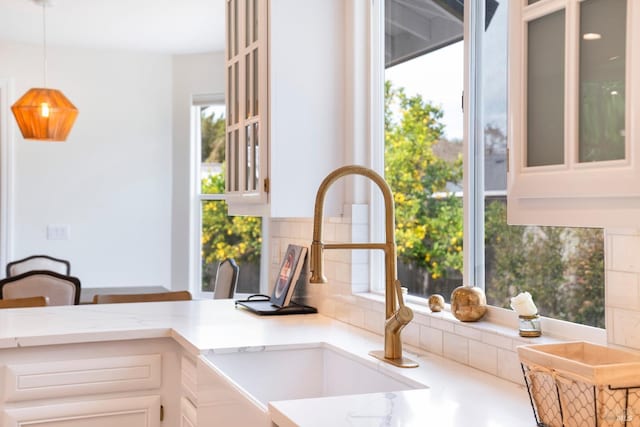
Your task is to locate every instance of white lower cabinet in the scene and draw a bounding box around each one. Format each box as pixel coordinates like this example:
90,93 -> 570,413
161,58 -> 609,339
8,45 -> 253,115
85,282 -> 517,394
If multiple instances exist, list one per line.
0,339 -> 181,427
180,397 -> 197,427
3,395 -> 161,427
179,355 -> 271,427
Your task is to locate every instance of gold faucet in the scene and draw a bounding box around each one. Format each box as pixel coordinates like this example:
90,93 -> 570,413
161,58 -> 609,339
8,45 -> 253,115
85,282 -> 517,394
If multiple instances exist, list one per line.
310,165 -> 418,368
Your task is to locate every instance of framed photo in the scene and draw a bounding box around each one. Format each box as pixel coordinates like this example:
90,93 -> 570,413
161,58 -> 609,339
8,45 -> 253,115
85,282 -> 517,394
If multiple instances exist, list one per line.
271,244 -> 307,307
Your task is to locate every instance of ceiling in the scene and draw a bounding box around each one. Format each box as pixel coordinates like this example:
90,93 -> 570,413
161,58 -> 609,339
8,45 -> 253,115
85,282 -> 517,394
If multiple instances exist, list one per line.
0,0 -> 226,54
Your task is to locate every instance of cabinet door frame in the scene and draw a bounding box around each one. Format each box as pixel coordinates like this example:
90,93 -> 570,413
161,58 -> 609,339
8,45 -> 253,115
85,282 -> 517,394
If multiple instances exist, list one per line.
507,0 -> 640,227
225,0 -> 270,213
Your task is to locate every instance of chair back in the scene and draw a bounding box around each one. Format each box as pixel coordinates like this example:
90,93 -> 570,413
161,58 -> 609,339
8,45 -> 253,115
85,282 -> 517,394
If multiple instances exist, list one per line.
0,270 -> 81,306
92,290 -> 192,304
213,258 -> 239,299
7,255 -> 70,277
0,296 -> 49,309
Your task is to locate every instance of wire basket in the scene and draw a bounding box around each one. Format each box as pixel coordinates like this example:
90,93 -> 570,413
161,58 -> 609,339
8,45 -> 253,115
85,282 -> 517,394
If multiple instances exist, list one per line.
518,342 -> 640,427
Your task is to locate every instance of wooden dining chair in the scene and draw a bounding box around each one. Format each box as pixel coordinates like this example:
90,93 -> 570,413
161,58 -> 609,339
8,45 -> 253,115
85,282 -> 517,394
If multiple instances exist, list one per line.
92,290 -> 192,304
6,255 -> 71,277
0,270 -> 81,306
213,258 -> 239,299
0,296 -> 49,309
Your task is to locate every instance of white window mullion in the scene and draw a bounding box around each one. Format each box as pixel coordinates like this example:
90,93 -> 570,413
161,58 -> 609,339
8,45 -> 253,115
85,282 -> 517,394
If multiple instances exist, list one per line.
464,0 -> 484,288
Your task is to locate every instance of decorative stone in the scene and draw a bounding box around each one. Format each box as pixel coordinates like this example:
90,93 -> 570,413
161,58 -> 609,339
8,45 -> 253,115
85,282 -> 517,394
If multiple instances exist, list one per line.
450,286 -> 487,322
428,294 -> 445,312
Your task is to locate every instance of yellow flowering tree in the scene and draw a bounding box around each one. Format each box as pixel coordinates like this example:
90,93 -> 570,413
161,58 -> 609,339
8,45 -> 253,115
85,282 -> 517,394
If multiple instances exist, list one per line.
384,81 -> 463,283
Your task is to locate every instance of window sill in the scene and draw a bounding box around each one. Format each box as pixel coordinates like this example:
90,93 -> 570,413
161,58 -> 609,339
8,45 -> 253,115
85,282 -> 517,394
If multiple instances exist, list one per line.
353,292 -> 606,345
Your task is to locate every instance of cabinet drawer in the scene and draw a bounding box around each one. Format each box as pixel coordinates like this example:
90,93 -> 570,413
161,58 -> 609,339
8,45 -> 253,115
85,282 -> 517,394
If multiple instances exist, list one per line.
3,394 -> 161,427
3,354 -> 161,402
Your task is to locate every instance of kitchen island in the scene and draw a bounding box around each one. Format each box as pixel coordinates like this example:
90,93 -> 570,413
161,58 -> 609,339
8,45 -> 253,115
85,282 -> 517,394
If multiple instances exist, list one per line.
0,299 -> 534,426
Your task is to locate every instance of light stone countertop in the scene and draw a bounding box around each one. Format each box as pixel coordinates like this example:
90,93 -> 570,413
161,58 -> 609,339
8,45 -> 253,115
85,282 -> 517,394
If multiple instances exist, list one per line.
0,299 -> 536,426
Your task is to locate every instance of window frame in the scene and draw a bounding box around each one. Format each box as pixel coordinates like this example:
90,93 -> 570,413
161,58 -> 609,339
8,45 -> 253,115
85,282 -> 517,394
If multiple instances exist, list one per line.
189,93 -> 268,299
370,0 -> 606,336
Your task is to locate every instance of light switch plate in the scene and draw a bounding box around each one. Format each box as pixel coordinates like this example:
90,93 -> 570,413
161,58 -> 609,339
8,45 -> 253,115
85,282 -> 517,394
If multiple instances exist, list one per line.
46,224 -> 70,240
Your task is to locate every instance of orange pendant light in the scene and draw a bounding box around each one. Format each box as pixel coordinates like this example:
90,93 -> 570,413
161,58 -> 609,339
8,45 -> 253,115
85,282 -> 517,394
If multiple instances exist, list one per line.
11,0 -> 78,142
12,88 -> 78,141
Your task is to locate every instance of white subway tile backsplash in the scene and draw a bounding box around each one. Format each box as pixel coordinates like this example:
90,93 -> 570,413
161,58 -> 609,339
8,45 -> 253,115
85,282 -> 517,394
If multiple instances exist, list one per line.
348,306 -> 366,329
497,349 -> 524,385
403,322 -> 420,348
444,332 -> 468,364
364,309 -> 385,334
610,234 -> 640,273
453,324 -> 483,341
611,308 -> 640,349
469,340 -> 497,376
350,204 -> 369,224
419,326 -> 443,355
352,224 -> 368,243
429,317 -> 455,333
606,271 -> 640,310
481,332 -> 513,351
412,312 -> 430,327
271,217 -> 640,386
335,223 -> 351,242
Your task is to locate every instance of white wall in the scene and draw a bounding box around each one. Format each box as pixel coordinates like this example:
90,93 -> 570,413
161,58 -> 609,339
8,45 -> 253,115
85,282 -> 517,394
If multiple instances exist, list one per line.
171,52 -> 225,291
0,41 -> 173,288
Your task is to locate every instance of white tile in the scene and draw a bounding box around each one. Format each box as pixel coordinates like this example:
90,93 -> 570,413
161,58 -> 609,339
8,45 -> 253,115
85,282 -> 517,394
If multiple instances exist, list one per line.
611,308 -> 640,350
412,313 -> 430,327
402,322 -> 420,347
453,324 -> 483,341
324,222 -> 337,242
364,309 -> 385,334
351,224 -> 368,243
335,223 -> 351,242
610,234 -> 640,273
348,306 -> 366,329
606,271 -> 640,310
443,332 -> 468,364
468,340 -> 497,375
430,317 -> 455,333
350,204 -> 369,224
419,326 -> 443,356
497,349 -> 525,385
481,332 -> 513,350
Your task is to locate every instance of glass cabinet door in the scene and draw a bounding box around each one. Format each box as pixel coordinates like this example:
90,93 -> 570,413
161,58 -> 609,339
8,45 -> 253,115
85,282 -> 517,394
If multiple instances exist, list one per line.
526,9 -> 565,167
225,0 -> 267,201
578,0 -> 626,163
507,0 -> 640,228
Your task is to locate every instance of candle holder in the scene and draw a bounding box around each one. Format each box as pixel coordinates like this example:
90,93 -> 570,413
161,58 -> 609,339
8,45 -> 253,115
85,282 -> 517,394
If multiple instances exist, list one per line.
518,314 -> 541,337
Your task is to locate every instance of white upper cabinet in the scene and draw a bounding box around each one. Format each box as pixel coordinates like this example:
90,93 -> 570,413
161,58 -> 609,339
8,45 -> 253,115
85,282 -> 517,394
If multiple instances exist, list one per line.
507,0 -> 640,227
225,0 -> 269,210
225,0 -> 347,217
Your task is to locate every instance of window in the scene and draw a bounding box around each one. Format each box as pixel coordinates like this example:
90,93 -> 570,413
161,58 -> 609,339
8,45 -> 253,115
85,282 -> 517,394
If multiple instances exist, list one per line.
192,96 -> 262,296
383,0 -> 464,301
378,0 -> 604,328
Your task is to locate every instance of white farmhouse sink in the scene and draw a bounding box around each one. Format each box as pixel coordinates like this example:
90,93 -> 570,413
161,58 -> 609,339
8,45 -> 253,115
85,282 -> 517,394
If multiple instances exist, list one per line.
203,343 -> 426,407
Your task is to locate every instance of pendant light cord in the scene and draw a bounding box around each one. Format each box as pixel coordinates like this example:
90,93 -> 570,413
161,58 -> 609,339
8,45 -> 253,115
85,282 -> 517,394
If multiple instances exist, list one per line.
42,2 -> 47,88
